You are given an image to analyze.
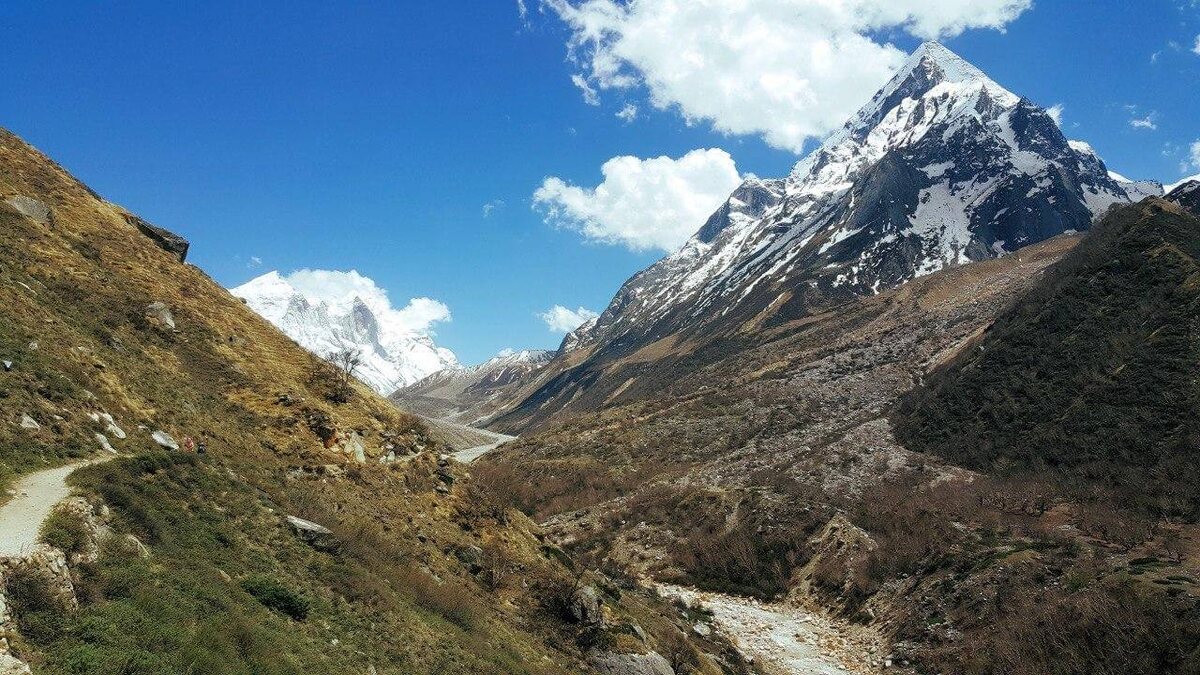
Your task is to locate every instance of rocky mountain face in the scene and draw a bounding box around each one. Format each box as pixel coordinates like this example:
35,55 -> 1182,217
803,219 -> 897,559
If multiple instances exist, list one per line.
1169,176 -> 1200,215
232,271 -> 458,396
391,349 -> 555,425
494,41 -> 1154,431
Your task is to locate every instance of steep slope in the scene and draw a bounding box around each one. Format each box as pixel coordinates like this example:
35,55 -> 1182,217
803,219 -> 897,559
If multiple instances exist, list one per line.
232,271 -> 458,395
391,349 -> 554,425
894,198 -> 1200,515
495,42 -> 1146,431
0,128 -> 739,674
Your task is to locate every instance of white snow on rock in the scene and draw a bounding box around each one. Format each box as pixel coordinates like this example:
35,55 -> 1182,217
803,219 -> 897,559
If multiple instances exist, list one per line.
231,271 -> 458,395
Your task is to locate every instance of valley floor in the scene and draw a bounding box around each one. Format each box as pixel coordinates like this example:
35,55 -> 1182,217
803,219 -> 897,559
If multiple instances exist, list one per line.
658,585 -> 882,675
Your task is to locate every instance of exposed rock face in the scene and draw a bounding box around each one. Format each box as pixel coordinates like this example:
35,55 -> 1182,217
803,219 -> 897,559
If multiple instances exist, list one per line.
4,196 -> 51,226
18,415 -> 38,431
569,584 -> 604,625
144,302 -> 176,330
151,430 -> 179,450
1168,178 -> 1200,216
124,213 -> 189,262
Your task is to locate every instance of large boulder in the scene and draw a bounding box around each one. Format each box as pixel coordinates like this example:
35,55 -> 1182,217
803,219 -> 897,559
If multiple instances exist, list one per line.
569,584 -> 604,625
151,430 -> 179,450
124,213 -> 189,262
588,651 -> 674,675
5,195 -> 51,226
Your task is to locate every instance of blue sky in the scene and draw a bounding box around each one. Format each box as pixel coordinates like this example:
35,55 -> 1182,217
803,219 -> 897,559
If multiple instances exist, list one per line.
3,1 -> 1198,364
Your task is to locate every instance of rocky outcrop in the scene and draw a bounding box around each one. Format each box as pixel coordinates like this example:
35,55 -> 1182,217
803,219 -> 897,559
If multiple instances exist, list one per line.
793,514 -> 878,612
568,584 -> 604,625
124,213 -> 189,262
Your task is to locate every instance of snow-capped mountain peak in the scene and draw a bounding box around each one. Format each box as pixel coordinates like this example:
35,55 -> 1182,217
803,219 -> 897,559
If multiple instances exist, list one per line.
231,272 -> 458,395
559,42 -> 1149,361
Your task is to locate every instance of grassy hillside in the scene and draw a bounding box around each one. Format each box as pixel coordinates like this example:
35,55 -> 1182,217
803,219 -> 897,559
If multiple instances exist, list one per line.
895,199 -> 1200,517
0,128 -> 734,674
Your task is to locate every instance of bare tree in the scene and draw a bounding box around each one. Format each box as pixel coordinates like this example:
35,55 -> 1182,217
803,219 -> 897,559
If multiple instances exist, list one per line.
324,348 -> 362,403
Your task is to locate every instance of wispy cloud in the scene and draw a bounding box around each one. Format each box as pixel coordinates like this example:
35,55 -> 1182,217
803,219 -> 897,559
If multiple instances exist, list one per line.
482,200 -> 506,218
615,103 -> 638,123
1046,104 -> 1064,127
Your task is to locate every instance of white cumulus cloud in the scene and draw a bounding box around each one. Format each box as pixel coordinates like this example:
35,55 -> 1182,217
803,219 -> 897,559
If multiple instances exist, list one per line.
533,148 -> 743,252
539,305 -> 600,333
616,102 -> 639,123
541,0 -> 1032,152
1193,34 -> 1200,55
281,269 -> 452,335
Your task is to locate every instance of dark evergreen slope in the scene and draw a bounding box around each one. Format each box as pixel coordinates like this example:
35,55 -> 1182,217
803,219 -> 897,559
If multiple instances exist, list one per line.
894,198 -> 1200,516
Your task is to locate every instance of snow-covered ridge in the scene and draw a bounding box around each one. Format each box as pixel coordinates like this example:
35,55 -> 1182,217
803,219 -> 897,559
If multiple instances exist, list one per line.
231,271 -> 458,395
1166,174 -> 1200,195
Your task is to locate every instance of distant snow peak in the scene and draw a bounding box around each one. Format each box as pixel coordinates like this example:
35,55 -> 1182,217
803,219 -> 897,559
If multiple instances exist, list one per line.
231,270 -> 458,395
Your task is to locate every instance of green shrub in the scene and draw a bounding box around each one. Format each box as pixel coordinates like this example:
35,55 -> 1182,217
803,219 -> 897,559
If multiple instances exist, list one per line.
240,575 -> 310,621
41,508 -> 89,555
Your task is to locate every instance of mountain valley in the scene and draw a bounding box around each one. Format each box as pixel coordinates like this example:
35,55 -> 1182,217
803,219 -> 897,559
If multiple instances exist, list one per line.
2,31 -> 1199,675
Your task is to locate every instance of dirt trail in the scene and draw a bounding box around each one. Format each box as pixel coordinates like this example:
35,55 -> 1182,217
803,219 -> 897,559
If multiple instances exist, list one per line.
659,585 -> 880,675
0,459 -> 108,558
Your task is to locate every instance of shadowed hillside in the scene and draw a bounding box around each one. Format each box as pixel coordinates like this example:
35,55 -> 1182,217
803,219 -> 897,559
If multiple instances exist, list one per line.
895,199 -> 1200,517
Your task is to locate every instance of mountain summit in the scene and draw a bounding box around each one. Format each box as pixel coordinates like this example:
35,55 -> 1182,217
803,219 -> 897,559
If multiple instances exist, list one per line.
498,42 -> 1160,429
564,42 -> 1151,353
232,271 -> 458,395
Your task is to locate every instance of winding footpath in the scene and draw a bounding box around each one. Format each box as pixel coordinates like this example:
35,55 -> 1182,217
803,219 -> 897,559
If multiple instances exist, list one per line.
0,459 -> 106,558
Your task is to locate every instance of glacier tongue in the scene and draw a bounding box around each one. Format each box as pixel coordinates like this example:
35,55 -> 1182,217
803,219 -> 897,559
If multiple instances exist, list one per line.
231,271 -> 458,396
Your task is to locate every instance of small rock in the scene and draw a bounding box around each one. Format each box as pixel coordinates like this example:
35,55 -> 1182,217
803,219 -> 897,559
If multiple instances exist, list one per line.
151,430 -> 179,450
145,302 -> 176,330
95,433 -> 117,454
19,415 -> 39,431
1,361 -> 12,372
286,515 -> 339,552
